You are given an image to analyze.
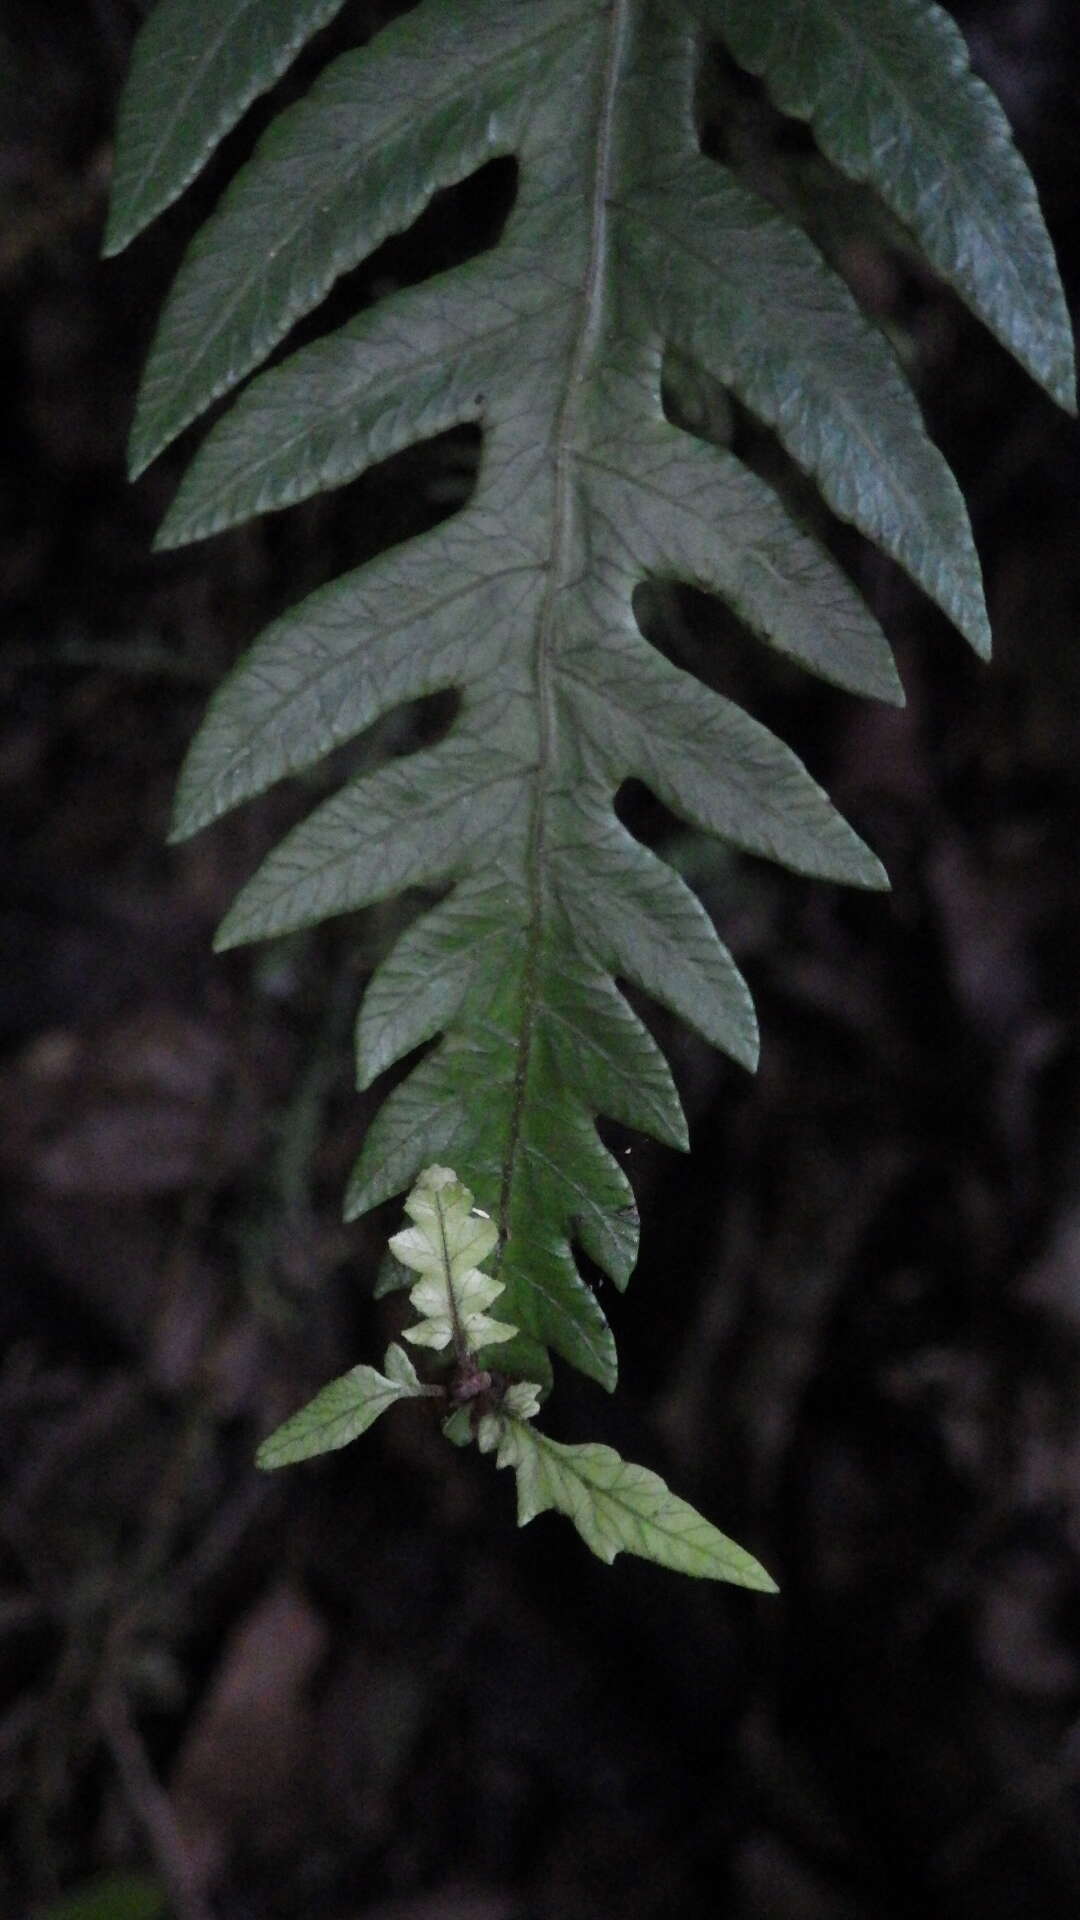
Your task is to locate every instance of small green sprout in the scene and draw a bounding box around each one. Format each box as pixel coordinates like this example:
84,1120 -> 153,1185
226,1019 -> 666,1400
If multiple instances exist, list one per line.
258,1167 -> 776,1591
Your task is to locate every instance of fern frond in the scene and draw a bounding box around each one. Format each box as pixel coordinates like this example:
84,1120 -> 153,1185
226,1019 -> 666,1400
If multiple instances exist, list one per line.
109,0 -> 1073,1392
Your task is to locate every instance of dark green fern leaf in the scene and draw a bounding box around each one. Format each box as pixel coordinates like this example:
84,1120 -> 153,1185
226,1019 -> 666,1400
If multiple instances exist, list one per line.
104,0 -> 352,257
701,0 -> 1076,413
108,0 -> 1073,1391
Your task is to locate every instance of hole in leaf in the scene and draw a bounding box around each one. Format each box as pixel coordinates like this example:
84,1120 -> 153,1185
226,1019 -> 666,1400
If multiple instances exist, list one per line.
694,36 -> 962,347
283,155 -> 520,360
612,778 -> 745,919
652,363 -> 916,735
172,420 -> 483,657
695,40 -> 815,176
629,569 -> 854,764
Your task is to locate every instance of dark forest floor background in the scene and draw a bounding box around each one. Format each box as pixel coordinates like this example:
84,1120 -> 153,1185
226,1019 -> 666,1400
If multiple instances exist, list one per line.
2,2 -> 1080,1917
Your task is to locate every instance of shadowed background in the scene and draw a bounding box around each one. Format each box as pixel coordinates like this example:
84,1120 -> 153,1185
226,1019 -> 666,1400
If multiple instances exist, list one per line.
2,2 -> 1079,1915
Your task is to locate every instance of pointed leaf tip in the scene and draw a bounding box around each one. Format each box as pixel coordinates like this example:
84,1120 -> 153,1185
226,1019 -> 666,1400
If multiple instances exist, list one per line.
105,0 -> 353,256
256,1347 -> 423,1468
699,0 -> 1076,416
495,1421 -> 778,1588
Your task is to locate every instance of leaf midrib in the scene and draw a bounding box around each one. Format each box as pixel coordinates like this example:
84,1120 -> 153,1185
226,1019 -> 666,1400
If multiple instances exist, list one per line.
496,0 -> 630,1266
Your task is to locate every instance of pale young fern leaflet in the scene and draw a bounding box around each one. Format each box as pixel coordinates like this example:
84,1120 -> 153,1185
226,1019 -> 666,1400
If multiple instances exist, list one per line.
258,1166 -> 776,1586
107,0 -> 1073,1512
